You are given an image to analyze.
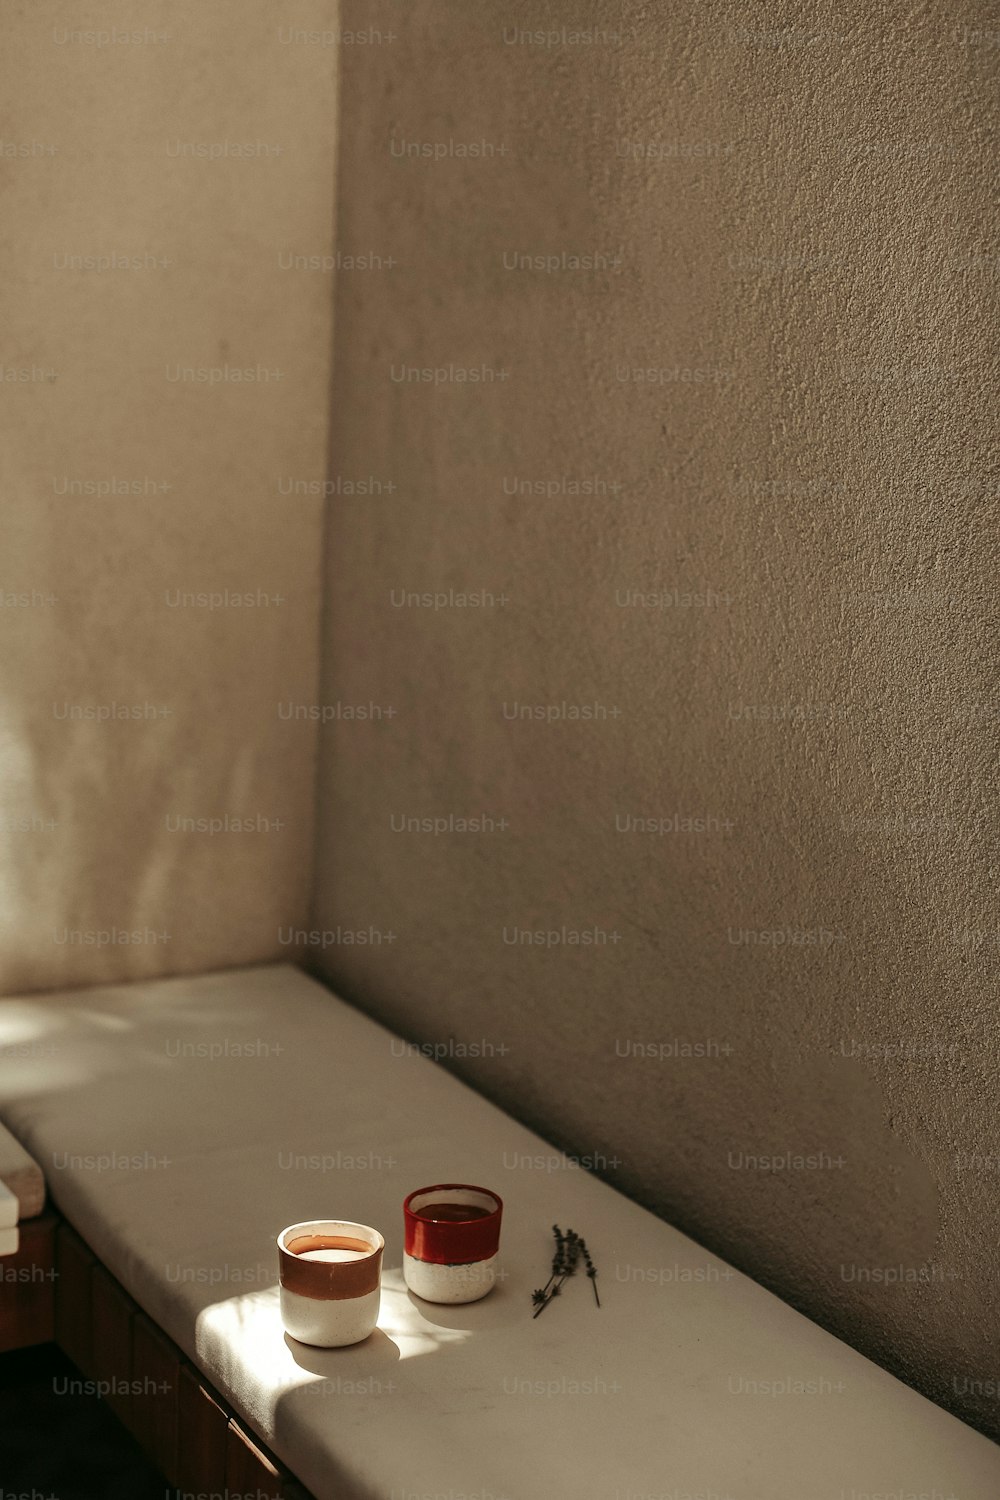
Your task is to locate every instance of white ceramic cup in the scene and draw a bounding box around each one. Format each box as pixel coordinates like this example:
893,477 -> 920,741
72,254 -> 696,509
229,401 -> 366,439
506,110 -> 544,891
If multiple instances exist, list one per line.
277,1219 -> 384,1347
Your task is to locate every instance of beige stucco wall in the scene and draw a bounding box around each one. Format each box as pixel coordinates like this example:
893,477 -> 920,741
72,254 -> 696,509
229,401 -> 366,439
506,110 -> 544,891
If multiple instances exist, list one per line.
311,0 -> 1000,1438
0,0 -> 338,991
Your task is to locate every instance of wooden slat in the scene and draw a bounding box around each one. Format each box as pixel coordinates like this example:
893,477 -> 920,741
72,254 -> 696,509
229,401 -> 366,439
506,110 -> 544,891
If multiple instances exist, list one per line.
226,1415 -> 283,1500
46,1219 -> 313,1499
176,1362 -> 230,1494
91,1260 -> 134,1425
131,1310 -> 180,1478
0,1211 -> 56,1352
54,1220 -> 97,1373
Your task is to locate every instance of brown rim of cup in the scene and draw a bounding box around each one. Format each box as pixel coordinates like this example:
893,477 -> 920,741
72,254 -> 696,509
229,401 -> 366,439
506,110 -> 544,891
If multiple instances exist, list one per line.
277,1219 -> 384,1302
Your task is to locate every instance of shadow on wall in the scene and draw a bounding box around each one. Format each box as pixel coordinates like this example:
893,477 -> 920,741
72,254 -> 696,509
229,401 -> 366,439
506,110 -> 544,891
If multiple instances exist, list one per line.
310,0 -> 1000,1444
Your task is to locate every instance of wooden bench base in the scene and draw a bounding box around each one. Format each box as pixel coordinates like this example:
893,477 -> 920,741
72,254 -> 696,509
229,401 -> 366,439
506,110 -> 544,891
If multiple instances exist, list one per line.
2,1213 -> 313,1500
0,1212 -> 56,1354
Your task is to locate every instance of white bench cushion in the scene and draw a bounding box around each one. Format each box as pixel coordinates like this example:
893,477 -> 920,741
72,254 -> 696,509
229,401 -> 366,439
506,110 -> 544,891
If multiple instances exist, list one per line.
1,964 -> 997,1499
0,1116 -> 45,1220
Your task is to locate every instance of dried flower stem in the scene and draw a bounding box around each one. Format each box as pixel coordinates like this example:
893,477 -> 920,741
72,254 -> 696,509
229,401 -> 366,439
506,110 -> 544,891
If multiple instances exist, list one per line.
578,1235 -> 600,1307
532,1225 -> 596,1316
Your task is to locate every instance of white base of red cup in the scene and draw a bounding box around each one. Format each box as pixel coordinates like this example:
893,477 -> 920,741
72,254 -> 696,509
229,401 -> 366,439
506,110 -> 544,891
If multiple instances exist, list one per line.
403,1251 -> 498,1304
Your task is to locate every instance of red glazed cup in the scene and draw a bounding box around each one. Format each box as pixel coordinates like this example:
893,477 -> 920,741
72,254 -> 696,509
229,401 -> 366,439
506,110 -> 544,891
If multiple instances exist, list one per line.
403,1184 -> 503,1304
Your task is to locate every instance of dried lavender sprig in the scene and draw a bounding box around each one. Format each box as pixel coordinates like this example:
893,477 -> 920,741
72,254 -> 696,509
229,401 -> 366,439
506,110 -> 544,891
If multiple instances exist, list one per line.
562,1230 -> 581,1278
532,1226 -> 565,1314
551,1225 -> 568,1279
532,1228 -> 584,1316
543,1225 -> 567,1294
577,1235 -> 600,1307
532,1225 -> 565,1311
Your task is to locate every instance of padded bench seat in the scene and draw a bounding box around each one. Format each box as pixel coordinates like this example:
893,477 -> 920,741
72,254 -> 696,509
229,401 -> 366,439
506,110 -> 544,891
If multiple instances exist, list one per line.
1,963 -> 998,1499
0,1118 -> 45,1222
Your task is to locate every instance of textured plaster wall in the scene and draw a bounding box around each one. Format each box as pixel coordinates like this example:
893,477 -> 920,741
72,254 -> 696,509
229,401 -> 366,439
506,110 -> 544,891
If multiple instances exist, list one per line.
0,0 -> 338,992
312,0 -> 1000,1438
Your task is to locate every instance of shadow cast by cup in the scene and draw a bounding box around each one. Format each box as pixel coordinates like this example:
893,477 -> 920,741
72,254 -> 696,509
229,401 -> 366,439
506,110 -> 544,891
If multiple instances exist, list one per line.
404,1275 -> 517,1332
283,1326 -> 401,1375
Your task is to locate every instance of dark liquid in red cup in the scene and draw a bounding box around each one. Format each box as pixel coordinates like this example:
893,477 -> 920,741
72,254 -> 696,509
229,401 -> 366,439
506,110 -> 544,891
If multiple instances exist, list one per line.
417,1201 -> 493,1223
